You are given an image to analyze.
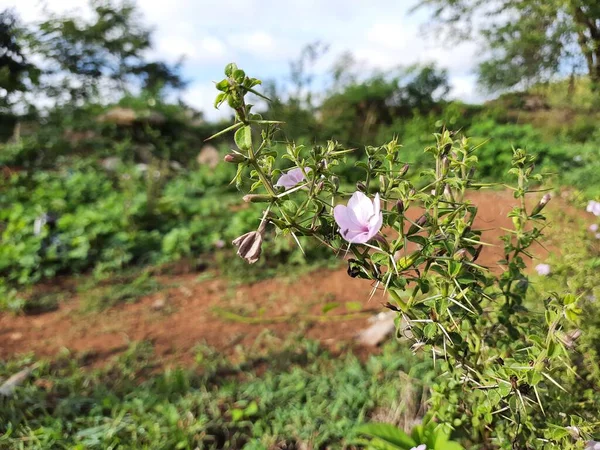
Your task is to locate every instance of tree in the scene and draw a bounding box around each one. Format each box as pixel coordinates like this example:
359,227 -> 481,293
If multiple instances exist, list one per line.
418,0 -> 600,91
319,64 -> 450,145
0,9 -> 39,112
29,0 -> 185,104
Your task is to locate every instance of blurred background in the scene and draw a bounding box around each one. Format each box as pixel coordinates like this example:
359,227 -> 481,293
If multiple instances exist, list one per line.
1,0 -> 600,448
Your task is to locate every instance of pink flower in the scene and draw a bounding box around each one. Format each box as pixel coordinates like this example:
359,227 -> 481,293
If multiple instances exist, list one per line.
410,446 -> 427,450
589,224 -> 599,232
586,200 -> 600,216
333,191 -> 383,244
535,263 -> 551,276
275,167 -> 311,189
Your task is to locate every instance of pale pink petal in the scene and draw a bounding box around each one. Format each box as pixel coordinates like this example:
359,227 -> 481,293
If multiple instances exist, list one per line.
593,202 -> 600,217
334,205 -> 369,242
373,193 -> 381,217
587,201 -> 596,213
347,191 -> 374,223
367,210 -> 383,239
275,167 -> 311,188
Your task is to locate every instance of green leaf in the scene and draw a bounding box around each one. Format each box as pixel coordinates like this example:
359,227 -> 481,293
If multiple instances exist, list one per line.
235,126 -> 252,151
205,122 -> 242,141
322,302 -> 340,314
356,423 -> 417,449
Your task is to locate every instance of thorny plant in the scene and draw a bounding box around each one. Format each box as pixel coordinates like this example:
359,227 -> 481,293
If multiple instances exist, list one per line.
210,63 -> 596,449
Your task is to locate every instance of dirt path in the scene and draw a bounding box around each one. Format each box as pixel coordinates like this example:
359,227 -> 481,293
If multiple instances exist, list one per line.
0,191 -> 568,367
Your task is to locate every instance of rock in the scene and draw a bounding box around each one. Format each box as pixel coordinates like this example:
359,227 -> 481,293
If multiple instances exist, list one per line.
197,145 -> 220,169
356,312 -> 396,347
101,157 -> 122,172
98,107 -> 138,126
9,332 -> 23,341
97,107 -> 166,126
151,297 -> 166,310
170,161 -> 183,171
0,366 -> 34,397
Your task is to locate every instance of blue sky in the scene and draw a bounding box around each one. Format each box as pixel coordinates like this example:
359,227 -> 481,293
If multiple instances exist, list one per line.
5,0 -> 483,119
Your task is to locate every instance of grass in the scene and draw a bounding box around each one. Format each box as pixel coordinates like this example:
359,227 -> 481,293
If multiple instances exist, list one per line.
0,337 -> 432,450
78,270 -> 164,312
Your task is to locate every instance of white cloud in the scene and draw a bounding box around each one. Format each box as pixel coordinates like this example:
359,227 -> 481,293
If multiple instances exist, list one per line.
184,81 -> 231,121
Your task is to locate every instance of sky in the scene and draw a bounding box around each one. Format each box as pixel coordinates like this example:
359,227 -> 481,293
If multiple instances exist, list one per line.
3,0 -> 484,120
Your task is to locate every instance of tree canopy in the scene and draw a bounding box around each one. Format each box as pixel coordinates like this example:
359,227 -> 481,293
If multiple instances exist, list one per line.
419,0 -> 600,91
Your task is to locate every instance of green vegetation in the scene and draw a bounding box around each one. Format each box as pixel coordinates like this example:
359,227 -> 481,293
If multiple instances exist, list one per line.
0,339 -> 431,449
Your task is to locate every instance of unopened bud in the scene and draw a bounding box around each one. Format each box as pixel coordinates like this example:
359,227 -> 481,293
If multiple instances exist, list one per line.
232,223 -> 266,264
531,193 -> 551,215
407,215 -> 427,235
224,153 -> 245,163
453,248 -> 468,261
525,163 -> 535,177
408,188 -> 416,198
242,194 -> 274,203
467,167 -> 476,181
330,176 -> 339,192
442,156 -> 450,173
396,200 -> 405,214
399,163 -> 409,177
356,182 -> 367,192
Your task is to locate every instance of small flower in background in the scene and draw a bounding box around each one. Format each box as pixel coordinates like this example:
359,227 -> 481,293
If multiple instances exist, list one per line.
535,263 -> 551,276
410,445 -> 427,450
334,191 -> 383,244
214,239 -> 225,249
33,214 -> 48,236
586,441 -> 600,450
274,167 -> 311,189
589,224 -> 599,232
596,233 -> 600,240
586,200 -> 600,216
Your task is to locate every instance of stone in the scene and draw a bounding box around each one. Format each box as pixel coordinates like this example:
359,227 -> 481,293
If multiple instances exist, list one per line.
197,145 -> 220,169
356,312 -> 396,347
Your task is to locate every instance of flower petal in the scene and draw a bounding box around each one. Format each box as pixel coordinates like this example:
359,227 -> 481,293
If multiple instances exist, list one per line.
367,211 -> 383,239
347,191 -> 374,224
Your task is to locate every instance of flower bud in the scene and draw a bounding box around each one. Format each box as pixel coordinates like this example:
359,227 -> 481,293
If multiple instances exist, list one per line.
224,153 -> 245,163
531,193 -> 551,215
356,181 -> 367,192
407,215 -> 427,235
330,176 -> 339,192
396,200 -> 404,214
399,163 -> 409,177
232,223 -> 266,264
453,248 -> 468,261
467,167 -> 476,181
525,163 -> 535,177
243,194 -> 274,203
441,156 -> 450,173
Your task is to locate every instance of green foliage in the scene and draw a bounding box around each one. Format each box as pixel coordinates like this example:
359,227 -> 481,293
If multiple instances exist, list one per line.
358,420 -> 464,450
0,340 -> 429,449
